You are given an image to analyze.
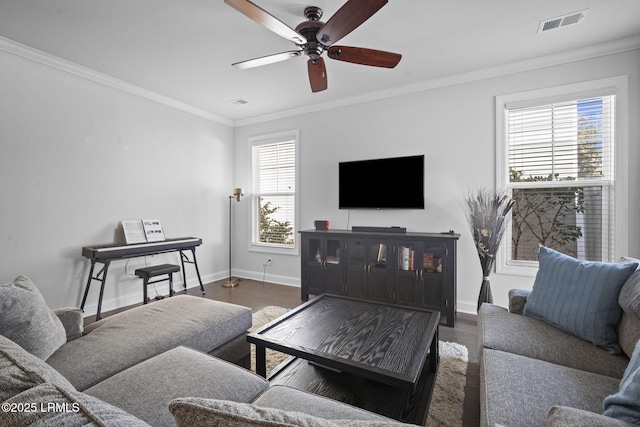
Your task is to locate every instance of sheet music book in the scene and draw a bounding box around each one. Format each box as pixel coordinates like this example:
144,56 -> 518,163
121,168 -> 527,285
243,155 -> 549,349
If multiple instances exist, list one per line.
122,219 -> 166,244
142,219 -> 165,242
121,220 -> 147,244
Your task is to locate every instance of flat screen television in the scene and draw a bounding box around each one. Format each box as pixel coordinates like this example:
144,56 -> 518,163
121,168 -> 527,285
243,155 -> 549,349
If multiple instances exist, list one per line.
339,155 -> 425,209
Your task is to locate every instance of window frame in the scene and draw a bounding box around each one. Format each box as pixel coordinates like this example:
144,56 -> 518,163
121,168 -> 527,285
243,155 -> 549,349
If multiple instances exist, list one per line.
249,130 -> 300,256
495,77 -> 629,276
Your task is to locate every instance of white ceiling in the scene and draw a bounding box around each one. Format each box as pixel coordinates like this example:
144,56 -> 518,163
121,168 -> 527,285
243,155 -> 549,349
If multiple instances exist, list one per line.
1,0 -> 639,124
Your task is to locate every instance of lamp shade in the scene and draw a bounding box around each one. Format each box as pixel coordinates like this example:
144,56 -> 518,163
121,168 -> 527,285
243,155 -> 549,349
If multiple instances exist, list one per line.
233,187 -> 244,202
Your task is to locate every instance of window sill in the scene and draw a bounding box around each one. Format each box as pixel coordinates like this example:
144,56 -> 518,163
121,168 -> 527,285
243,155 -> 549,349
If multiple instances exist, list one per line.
250,244 -> 299,256
496,262 -> 539,277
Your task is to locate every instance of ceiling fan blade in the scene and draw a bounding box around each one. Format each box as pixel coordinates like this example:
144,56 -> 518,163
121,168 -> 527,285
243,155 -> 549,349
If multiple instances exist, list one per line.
327,46 -> 401,68
225,0 -> 306,45
232,50 -> 302,70
307,57 -> 328,93
316,0 -> 387,46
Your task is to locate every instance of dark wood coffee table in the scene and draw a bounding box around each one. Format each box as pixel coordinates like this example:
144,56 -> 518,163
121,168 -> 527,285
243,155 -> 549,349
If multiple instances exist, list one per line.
248,294 -> 440,424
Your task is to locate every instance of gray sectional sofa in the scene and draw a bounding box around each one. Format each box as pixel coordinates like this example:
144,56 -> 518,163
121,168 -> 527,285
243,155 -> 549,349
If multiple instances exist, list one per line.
477,248 -> 640,427
0,275 -> 411,426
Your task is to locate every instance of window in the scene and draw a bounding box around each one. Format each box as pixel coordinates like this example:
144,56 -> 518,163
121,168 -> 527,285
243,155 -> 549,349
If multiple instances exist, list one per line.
496,78 -> 628,275
250,131 -> 298,253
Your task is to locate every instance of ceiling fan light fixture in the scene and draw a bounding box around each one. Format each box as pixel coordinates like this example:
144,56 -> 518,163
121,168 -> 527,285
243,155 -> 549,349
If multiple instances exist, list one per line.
226,0 -> 401,93
304,6 -> 323,21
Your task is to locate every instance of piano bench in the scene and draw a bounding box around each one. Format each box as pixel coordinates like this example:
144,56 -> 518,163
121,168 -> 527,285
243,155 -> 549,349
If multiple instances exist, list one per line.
135,264 -> 181,304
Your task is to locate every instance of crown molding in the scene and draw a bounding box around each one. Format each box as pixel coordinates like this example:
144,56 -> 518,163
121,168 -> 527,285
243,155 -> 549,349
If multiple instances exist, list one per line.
0,36 -> 233,127
233,35 -> 640,127
2,34 -> 638,129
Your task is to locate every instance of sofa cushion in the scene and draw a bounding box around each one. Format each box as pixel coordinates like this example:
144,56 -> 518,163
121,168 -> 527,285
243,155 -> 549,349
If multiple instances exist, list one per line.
523,246 -> 638,354
0,275 -> 67,360
169,396 -> 411,427
85,346 -> 268,427
478,304 -> 629,378
0,383 -> 150,426
480,349 -> 620,427
618,258 -> 640,358
603,340 -> 640,423
252,385 -> 400,422
0,334 -> 74,402
47,295 -> 252,390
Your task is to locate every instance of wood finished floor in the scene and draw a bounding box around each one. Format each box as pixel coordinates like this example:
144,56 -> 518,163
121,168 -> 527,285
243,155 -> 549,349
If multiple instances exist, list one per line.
85,277 -> 480,426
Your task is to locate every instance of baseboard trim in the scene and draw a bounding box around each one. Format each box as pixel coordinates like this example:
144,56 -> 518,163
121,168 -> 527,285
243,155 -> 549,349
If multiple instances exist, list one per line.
234,269 -> 300,287
457,300 -> 478,316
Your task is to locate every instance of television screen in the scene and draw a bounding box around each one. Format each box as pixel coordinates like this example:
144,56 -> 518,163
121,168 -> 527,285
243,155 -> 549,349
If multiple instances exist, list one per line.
339,155 -> 425,209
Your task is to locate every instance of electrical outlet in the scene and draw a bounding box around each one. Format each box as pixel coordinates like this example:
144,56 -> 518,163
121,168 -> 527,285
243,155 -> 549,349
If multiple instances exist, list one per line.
263,258 -> 273,269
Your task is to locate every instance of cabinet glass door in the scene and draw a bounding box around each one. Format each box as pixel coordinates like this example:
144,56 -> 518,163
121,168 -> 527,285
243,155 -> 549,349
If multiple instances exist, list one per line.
305,238 -> 325,295
367,241 -> 391,302
421,244 -> 444,309
396,242 -> 419,305
346,239 -> 368,299
324,239 -> 343,294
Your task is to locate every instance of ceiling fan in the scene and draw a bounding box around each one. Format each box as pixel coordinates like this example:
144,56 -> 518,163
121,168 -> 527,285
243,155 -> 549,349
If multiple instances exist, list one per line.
224,0 -> 402,93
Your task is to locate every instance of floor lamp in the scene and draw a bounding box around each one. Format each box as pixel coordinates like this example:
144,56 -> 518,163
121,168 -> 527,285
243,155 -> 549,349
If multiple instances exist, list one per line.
222,187 -> 244,288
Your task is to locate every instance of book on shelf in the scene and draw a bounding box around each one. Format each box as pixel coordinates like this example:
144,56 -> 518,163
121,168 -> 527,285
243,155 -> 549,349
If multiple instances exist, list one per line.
423,252 -> 435,271
399,246 -> 413,270
377,244 -> 387,263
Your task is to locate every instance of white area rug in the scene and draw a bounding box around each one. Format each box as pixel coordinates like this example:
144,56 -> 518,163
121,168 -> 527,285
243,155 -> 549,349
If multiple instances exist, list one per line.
428,340 -> 468,426
250,306 -> 468,427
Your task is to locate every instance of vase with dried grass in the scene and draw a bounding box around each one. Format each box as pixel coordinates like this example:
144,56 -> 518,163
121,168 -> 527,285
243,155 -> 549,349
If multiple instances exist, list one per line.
464,188 -> 514,311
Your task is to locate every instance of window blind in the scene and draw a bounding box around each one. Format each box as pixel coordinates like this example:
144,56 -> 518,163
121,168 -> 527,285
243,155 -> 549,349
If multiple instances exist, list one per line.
252,140 -> 296,247
505,95 -> 615,262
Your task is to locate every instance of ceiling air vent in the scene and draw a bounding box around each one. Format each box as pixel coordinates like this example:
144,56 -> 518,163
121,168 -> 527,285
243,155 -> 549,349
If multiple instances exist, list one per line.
538,9 -> 589,33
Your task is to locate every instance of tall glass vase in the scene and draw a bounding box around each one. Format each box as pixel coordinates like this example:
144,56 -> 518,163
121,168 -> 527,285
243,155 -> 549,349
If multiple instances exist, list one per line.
477,276 -> 493,311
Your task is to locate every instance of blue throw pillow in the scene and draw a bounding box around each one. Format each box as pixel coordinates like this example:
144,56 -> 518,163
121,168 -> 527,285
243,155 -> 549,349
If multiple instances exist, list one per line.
603,339 -> 640,422
523,246 -> 638,354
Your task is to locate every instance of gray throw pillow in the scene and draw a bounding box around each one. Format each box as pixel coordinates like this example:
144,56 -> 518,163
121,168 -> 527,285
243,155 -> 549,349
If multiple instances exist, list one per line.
0,334 -> 74,402
0,383 -> 150,426
617,258 -> 640,358
523,246 -> 638,354
169,398 -> 412,427
619,257 -> 640,317
603,339 -> 640,423
0,275 -> 67,360
548,406 -> 634,426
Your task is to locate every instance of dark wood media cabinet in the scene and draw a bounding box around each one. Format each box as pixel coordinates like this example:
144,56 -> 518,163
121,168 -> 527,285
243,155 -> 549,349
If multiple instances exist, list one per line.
300,229 -> 460,327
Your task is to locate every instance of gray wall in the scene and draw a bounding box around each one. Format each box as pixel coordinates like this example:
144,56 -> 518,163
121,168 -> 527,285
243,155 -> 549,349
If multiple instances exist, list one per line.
232,49 -> 640,312
1,43 -> 638,315
0,48 -> 234,316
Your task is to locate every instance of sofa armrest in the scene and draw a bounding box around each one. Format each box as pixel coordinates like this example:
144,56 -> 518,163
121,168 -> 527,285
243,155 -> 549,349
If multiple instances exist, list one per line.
53,308 -> 84,341
547,406 -> 636,427
508,289 -> 531,315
